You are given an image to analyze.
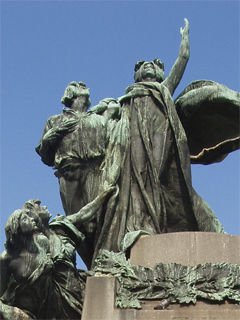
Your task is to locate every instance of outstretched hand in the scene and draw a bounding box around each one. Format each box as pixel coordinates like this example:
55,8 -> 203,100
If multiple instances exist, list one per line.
180,18 -> 189,37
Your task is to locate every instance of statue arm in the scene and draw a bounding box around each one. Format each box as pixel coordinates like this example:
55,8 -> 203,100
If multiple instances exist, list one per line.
162,18 -> 190,96
102,100 -> 121,120
0,301 -> 34,319
35,118 -> 57,166
88,99 -> 121,120
0,251 -> 11,298
36,116 -> 77,166
67,186 -> 116,228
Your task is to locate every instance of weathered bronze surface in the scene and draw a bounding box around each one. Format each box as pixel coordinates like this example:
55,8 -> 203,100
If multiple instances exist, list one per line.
94,250 -> 240,309
1,19 -> 240,319
86,19 -> 239,267
0,188 -> 113,319
35,19 -> 240,270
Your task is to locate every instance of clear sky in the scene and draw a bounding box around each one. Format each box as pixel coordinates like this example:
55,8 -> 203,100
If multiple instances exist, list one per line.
1,1 -> 239,269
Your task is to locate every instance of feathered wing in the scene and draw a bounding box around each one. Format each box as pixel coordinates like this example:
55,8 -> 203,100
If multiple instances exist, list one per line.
175,80 -> 240,165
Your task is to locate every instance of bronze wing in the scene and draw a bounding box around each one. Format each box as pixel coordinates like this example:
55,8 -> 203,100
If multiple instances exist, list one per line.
175,80 -> 240,164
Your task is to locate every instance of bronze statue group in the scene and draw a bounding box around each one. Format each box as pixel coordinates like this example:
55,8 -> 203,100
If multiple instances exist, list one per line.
0,19 -> 239,319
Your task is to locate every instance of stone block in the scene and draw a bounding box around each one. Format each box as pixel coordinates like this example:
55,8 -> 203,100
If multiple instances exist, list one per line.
82,276 -> 240,320
130,232 -> 240,267
82,233 -> 240,319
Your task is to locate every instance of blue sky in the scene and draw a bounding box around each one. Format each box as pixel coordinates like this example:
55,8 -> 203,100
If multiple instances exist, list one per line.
1,1 -> 239,269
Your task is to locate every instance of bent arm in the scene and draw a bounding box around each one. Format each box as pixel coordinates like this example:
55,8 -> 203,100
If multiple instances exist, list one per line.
102,101 -> 121,120
35,118 -> 57,166
163,18 -> 190,96
0,302 -> 34,320
36,115 -> 77,166
89,98 -> 121,121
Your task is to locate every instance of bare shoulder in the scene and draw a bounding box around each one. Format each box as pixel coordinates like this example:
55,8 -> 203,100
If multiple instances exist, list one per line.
0,250 -> 10,266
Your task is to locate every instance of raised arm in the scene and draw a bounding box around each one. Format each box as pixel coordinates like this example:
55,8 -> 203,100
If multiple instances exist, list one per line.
162,18 -> 190,96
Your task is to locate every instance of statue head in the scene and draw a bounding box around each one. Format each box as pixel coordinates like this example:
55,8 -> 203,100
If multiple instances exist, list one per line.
61,81 -> 91,109
22,199 -> 52,227
5,209 -> 38,250
134,59 -> 165,83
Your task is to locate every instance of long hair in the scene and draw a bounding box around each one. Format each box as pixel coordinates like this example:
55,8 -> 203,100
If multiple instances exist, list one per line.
4,209 -> 32,251
4,209 -> 29,252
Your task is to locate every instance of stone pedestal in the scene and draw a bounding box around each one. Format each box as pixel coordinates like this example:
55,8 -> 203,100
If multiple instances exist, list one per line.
82,232 -> 240,320
130,232 -> 240,266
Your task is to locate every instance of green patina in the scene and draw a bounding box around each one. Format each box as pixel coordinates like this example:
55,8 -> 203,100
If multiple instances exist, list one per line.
94,250 -> 240,309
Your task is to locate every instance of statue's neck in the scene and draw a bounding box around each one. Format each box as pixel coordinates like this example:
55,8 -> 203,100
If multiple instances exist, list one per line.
70,96 -> 88,113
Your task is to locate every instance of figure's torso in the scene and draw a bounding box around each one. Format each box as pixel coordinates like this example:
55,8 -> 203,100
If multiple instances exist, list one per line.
52,111 -> 108,168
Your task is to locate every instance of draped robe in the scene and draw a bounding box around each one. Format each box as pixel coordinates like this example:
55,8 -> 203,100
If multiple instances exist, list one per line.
1,216 -> 85,319
91,81 -> 238,266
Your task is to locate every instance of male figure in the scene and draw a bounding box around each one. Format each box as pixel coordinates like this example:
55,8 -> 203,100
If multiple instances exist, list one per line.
36,81 -> 119,217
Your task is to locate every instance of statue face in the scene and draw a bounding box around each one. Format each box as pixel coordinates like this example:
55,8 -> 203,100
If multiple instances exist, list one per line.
61,82 -> 90,107
37,205 -> 51,221
134,59 -> 165,83
24,200 -> 52,226
140,62 -> 156,80
19,213 -> 38,234
70,83 -> 90,98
